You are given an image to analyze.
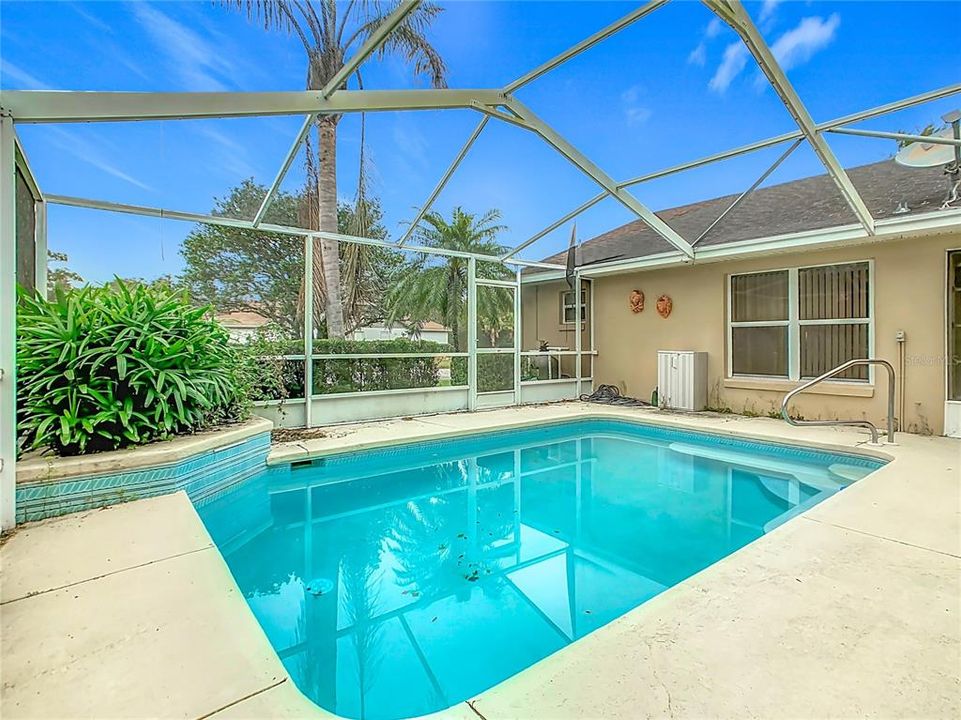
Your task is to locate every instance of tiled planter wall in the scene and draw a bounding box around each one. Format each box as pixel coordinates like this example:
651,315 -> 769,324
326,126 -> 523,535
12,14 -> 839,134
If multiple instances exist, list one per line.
15,422 -> 271,523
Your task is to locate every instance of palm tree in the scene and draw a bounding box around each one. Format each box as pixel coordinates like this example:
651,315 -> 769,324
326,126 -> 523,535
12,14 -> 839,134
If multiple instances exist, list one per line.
386,207 -> 512,351
227,0 -> 447,339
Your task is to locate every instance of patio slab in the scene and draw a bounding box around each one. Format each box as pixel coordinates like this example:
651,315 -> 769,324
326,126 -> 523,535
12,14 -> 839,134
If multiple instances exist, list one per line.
0,492 -> 212,604
469,517 -> 960,720
2,403 -> 959,719
0,493 -> 285,720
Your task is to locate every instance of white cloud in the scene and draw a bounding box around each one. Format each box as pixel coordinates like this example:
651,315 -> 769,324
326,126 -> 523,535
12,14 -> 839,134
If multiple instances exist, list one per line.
705,17 -> 724,39
769,14 -> 841,71
130,2 -> 237,91
391,116 -> 430,180
687,17 -> 725,68
625,107 -> 653,125
69,2 -> 114,34
709,42 -> 749,93
45,127 -> 153,191
0,59 -> 51,90
194,126 -> 259,179
688,42 -> 707,66
621,85 -> 652,126
759,0 -> 783,25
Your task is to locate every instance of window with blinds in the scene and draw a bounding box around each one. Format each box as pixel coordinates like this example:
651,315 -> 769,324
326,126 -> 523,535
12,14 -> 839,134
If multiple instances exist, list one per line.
730,270 -> 789,377
798,263 -> 870,380
728,261 -> 872,382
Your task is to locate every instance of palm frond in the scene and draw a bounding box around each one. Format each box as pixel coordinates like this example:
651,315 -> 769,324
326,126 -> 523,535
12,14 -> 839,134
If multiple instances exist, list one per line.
345,1 -> 448,88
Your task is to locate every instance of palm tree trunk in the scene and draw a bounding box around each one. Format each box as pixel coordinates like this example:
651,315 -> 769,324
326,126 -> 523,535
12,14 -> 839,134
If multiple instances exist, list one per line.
317,115 -> 345,339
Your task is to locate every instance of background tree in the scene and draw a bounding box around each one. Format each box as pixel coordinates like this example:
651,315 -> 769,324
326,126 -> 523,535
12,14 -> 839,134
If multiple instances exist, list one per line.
181,179 -> 401,336
385,208 -> 512,351
46,251 -> 83,298
227,0 -> 448,339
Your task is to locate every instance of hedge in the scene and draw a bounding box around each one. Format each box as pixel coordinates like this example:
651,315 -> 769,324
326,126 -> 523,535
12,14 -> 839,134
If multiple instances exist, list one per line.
311,339 -> 446,394
246,335 -> 547,399
245,336 -> 454,398
450,354 -> 540,393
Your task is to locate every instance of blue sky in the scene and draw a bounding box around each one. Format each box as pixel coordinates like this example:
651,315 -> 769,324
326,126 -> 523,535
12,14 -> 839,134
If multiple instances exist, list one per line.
1,0 -> 959,283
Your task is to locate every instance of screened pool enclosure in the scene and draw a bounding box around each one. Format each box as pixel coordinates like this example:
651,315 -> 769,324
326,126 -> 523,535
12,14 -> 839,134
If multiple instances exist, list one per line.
2,0 -> 960,529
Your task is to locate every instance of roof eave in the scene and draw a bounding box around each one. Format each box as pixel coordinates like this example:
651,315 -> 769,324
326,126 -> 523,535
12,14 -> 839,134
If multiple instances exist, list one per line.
524,208 -> 961,281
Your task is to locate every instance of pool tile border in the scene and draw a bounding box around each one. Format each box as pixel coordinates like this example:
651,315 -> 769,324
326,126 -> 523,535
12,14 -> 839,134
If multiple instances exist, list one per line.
15,418 -> 272,523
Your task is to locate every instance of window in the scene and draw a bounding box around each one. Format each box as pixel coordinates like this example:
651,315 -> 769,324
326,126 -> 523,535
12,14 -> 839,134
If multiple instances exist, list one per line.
728,261 -> 871,381
730,270 -> 789,377
560,289 -> 587,324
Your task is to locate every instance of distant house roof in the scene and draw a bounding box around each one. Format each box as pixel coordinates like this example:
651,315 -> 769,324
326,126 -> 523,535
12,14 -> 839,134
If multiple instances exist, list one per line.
215,310 -> 270,328
420,321 -> 450,332
541,160 -> 954,267
359,320 -> 451,333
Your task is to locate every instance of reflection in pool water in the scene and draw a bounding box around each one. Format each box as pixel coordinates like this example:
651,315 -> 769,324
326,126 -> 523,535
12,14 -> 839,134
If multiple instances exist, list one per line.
197,420 -> 882,720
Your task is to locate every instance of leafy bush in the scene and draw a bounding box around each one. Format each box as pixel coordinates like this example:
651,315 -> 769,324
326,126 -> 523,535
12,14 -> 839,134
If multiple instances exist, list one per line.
239,326 -> 304,401
311,338 -> 445,394
17,282 -> 249,456
237,336 -> 451,397
451,355 -> 540,392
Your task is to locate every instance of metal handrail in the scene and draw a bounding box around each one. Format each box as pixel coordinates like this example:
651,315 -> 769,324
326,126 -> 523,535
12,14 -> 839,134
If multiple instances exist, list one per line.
780,359 -> 896,444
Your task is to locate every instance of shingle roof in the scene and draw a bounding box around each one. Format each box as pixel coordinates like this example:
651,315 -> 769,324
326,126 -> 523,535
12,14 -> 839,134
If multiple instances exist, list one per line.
540,159 -> 953,267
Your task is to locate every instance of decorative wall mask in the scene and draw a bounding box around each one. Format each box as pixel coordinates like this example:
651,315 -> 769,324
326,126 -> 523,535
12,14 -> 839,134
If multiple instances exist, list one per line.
629,289 -> 645,314
656,294 -> 673,319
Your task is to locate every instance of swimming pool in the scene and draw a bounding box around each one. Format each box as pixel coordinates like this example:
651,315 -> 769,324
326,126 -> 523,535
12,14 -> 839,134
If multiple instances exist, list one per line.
197,419 -> 884,720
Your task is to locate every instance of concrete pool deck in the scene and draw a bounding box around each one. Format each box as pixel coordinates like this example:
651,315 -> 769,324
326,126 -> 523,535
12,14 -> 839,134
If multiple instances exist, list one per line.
1,402 -> 958,719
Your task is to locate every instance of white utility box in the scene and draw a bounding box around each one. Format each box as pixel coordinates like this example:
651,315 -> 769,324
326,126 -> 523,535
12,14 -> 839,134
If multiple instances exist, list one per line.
657,351 -> 708,411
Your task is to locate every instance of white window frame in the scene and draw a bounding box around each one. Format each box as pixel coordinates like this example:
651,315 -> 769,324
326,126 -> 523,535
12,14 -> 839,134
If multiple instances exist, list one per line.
727,259 -> 874,383
560,288 -> 587,325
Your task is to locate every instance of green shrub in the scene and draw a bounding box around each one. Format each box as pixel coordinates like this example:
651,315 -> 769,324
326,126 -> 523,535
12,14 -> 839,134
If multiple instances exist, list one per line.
17,282 -> 249,456
451,355 -> 539,392
238,326 -> 304,401
311,338 -> 445,394
237,336 -> 452,398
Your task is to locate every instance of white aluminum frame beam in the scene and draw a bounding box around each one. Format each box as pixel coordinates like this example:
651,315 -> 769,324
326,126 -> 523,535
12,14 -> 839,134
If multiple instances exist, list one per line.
303,235 -> 314,428
819,83 -> 961,132
252,114 -> 313,227
0,89 -> 509,123
706,0 -> 875,235
507,83 -> 961,259
398,116 -> 489,246
506,99 -> 695,258
1,116 -> 17,530
325,1 -> 421,99
693,138 -> 802,246
502,192 -> 607,260
826,126 -> 961,148
252,0 -> 421,227
45,193 -> 565,270
467,258 -> 478,411
504,0 -> 669,93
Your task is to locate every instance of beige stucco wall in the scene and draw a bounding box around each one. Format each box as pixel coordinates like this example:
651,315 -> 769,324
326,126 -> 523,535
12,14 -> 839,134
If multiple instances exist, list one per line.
583,231 -> 958,435
521,279 -> 591,378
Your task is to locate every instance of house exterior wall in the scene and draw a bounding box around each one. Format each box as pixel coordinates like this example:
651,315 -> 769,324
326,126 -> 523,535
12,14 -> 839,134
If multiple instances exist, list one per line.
521,279 -> 592,378
583,231 -> 958,436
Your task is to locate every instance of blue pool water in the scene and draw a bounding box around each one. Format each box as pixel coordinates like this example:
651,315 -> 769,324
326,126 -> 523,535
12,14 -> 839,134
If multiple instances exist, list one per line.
197,419 -> 883,720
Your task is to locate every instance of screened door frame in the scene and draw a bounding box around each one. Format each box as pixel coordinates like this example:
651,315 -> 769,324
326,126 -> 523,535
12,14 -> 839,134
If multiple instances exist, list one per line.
725,258 -> 876,386
947,248 -> 961,402
1,121 -> 46,531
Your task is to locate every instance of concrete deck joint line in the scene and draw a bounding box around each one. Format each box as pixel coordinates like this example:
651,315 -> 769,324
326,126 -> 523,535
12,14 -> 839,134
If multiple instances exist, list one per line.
198,678 -> 289,720
466,700 -> 489,720
801,516 -> 961,559
0,544 -> 215,606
